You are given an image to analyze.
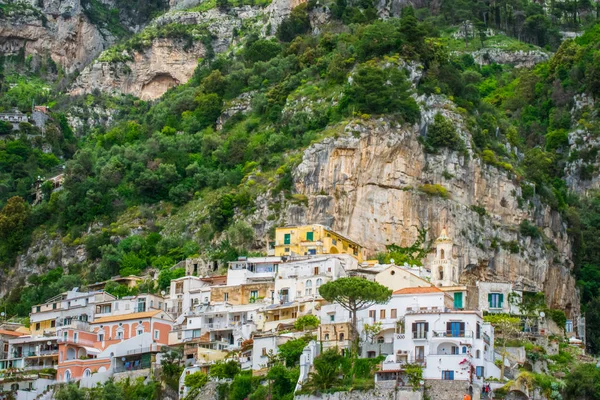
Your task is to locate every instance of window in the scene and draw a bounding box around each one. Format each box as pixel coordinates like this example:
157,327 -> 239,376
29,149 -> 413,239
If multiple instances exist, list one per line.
73,333 -> 78,343
53,303 -> 57,310
324,333 -> 330,340
284,234 -> 291,245
453,292 -> 463,309
380,309 -> 386,319
451,346 -> 459,355
339,333 -> 344,341
262,348 -> 267,357
367,351 -> 377,358
35,323 -> 40,331
442,371 -> 454,380
316,278 -> 323,287
412,322 -> 428,339
329,314 -> 335,322
415,346 -> 425,362
117,331 -> 123,339
291,311 -> 298,319
313,266 -> 319,275
305,280 -> 313,296
489,293 -> 504,309
438,266 -> 444,280
137,329 -> 144,336
566,320 -> 573,333
306,231 -> 314,241
446,321 -> 466,337
476,366 -> 484,378
98,334 -> 104,342
476,350 -> 481,359
250,290 -> 259,300
224,293 -> 229,302
391,309 -> 397,319
369,310 -> 376,321
284,248 -> 290,252
440,249 -> 445,260
476,323 -> 481,339
154,330 -> 160,340
377,337 -> 384,343
36,306 -> 40,313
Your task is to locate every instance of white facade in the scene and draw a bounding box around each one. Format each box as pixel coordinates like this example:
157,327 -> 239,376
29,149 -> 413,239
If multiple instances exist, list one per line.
227,257 -> 281,286
167,276 -> 210,316
251,334 -> 293,371
382,310 -> 501,382
275,255 -> 348,304
477,281 -> 522,314
94,293 -> 167,318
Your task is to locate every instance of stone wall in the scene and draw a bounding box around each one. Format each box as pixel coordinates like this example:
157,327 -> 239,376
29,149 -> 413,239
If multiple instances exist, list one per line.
295,387 -> 422,400
425,379 -> 478,400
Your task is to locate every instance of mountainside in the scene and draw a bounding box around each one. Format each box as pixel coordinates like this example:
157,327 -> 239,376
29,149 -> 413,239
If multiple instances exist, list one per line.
3,0 -> 600,358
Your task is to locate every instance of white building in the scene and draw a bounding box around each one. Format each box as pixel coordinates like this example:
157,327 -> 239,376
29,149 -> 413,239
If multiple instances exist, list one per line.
274,255 -> 349,304
227,257 -> 281,286
476,281 -> 522,315
94,293 -> 167,318
251,333 -> 294,372
167,276 -> 211,317
380,309 -> 500,383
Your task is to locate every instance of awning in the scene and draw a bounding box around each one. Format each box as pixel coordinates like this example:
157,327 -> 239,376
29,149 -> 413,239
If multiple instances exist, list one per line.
83,346 -> 101,355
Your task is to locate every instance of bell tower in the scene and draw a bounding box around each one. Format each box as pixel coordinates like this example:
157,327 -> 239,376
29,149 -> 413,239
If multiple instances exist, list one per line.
431,227 -> 457,287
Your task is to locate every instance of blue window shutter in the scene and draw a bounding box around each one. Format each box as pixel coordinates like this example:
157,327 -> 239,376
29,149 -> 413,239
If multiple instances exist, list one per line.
499,293 -> 504,307
488,293 -> 492,307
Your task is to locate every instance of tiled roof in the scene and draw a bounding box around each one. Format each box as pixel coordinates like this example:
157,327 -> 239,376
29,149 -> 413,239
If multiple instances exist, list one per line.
393,286 -> 442,295
0,329 -> 25,337
92,310 -> 163,324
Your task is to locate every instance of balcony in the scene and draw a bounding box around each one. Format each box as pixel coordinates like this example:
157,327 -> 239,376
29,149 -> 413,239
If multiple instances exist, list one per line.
57,320 -> 90,331
432,330 -> 473,339
57,337 -> 97,347
412,332 -> 428,340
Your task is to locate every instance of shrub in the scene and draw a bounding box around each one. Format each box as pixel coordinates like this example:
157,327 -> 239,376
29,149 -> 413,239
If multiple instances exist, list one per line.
294,315 -> 320,331
520,220 -> 540,238
423,113 -> 464,153
418,184 -> 449,198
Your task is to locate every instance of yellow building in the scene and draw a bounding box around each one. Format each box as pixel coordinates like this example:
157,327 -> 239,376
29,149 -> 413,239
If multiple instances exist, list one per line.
274,225 -> 365,262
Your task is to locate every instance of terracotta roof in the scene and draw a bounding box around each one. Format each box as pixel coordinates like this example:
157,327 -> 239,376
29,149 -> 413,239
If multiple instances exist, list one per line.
0,329 -> 25,337
393,286 -> 442,295
92,310 -> 164,324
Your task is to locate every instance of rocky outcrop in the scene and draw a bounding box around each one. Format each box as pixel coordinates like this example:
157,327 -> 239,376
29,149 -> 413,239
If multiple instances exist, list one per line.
0,0 -> 112,74
70,38 -> 206,100
468,48 -> 550,68
288,95 -> 578,316
69,6 -> 264,99
0,233 -> 86,298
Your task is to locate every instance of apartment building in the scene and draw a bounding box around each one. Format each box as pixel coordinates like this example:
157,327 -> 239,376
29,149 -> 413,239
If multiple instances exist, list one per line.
274,225 -> 366,262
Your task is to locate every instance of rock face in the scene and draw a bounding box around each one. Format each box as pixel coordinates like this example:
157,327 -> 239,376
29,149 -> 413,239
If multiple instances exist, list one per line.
0,0 -> 112,74
468,49 -> 550,68
69,6 -> 263,99
290,95 -> 579,316
70,38 -> 206,100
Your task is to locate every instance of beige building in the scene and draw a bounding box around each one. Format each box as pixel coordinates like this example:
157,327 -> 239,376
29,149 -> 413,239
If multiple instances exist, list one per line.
350,264 -> 431,292
211,282 -> 274,305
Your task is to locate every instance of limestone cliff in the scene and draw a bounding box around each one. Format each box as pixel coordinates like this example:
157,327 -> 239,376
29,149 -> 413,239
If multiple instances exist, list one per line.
69,7 -> 264,99
288,96 -> 579,316
69,38 -> 206,100
0,0 -> 111,74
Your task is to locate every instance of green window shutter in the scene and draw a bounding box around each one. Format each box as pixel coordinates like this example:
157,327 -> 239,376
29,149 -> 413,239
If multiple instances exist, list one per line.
499,293 -> 504,307
488,293 -> 492,307
284,234 -> 291,245
306,231 -> 314,241
454,292 -> 463,308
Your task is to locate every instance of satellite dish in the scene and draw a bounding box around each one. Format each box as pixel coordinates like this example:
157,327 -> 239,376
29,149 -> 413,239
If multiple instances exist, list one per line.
122,357 -> 126,362
540,312 -> 545,318
161,291 -> 166,296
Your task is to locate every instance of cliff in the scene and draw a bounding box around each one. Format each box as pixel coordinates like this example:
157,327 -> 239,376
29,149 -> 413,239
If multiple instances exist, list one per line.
0,0 -> 111,74
288,96 -> 579,316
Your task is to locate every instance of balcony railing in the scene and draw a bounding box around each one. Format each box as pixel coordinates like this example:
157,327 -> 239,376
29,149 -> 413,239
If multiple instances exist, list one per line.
57,337 -> 97,347
125,344 -> 161,355
412,332 -> 428,340
432,330 -> 474,338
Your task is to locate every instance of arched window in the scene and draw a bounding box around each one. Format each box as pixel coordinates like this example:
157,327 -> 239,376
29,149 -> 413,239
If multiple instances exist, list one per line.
339,333 -> 345,341
84,369 -> 92,378
65,370 -> 72,382
66,347 -> 76,361
476,350 -> 481,359
438,266 -> 444,280
305,280 -> 313,296
377,337 -> 385,344
324,333 -> 330,341
440,249 -> 445,260
316,278 -> 323,287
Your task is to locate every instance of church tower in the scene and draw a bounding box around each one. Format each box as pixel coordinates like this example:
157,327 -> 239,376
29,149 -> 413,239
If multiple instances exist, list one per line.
431,227 -> 458,287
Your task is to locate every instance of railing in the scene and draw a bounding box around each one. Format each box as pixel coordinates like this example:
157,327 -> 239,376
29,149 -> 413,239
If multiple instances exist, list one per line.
57,320 -> 90,331
125,344 -> 161,355
483,332 -> 491,344
57,337 -> 97,347
114,361 -> 151,373
432,330 -> 474,338
412,332 -> 428,339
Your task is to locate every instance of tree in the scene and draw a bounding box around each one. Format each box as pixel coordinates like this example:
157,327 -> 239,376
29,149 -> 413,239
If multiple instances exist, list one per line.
423,113 -> 464,153
209,360 -> 241,379
305,349 -> 344,391
277,4 -> 310,42
184,371 -> 208,391
294,315 -> 320,331
363,322 -> 382,343
0,196 -> 30,256
484,314 -> 521,379
319,278 -> 392,350
160,347 -> 184,391
278,337 -> 310,367
564,362 -> 600,400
